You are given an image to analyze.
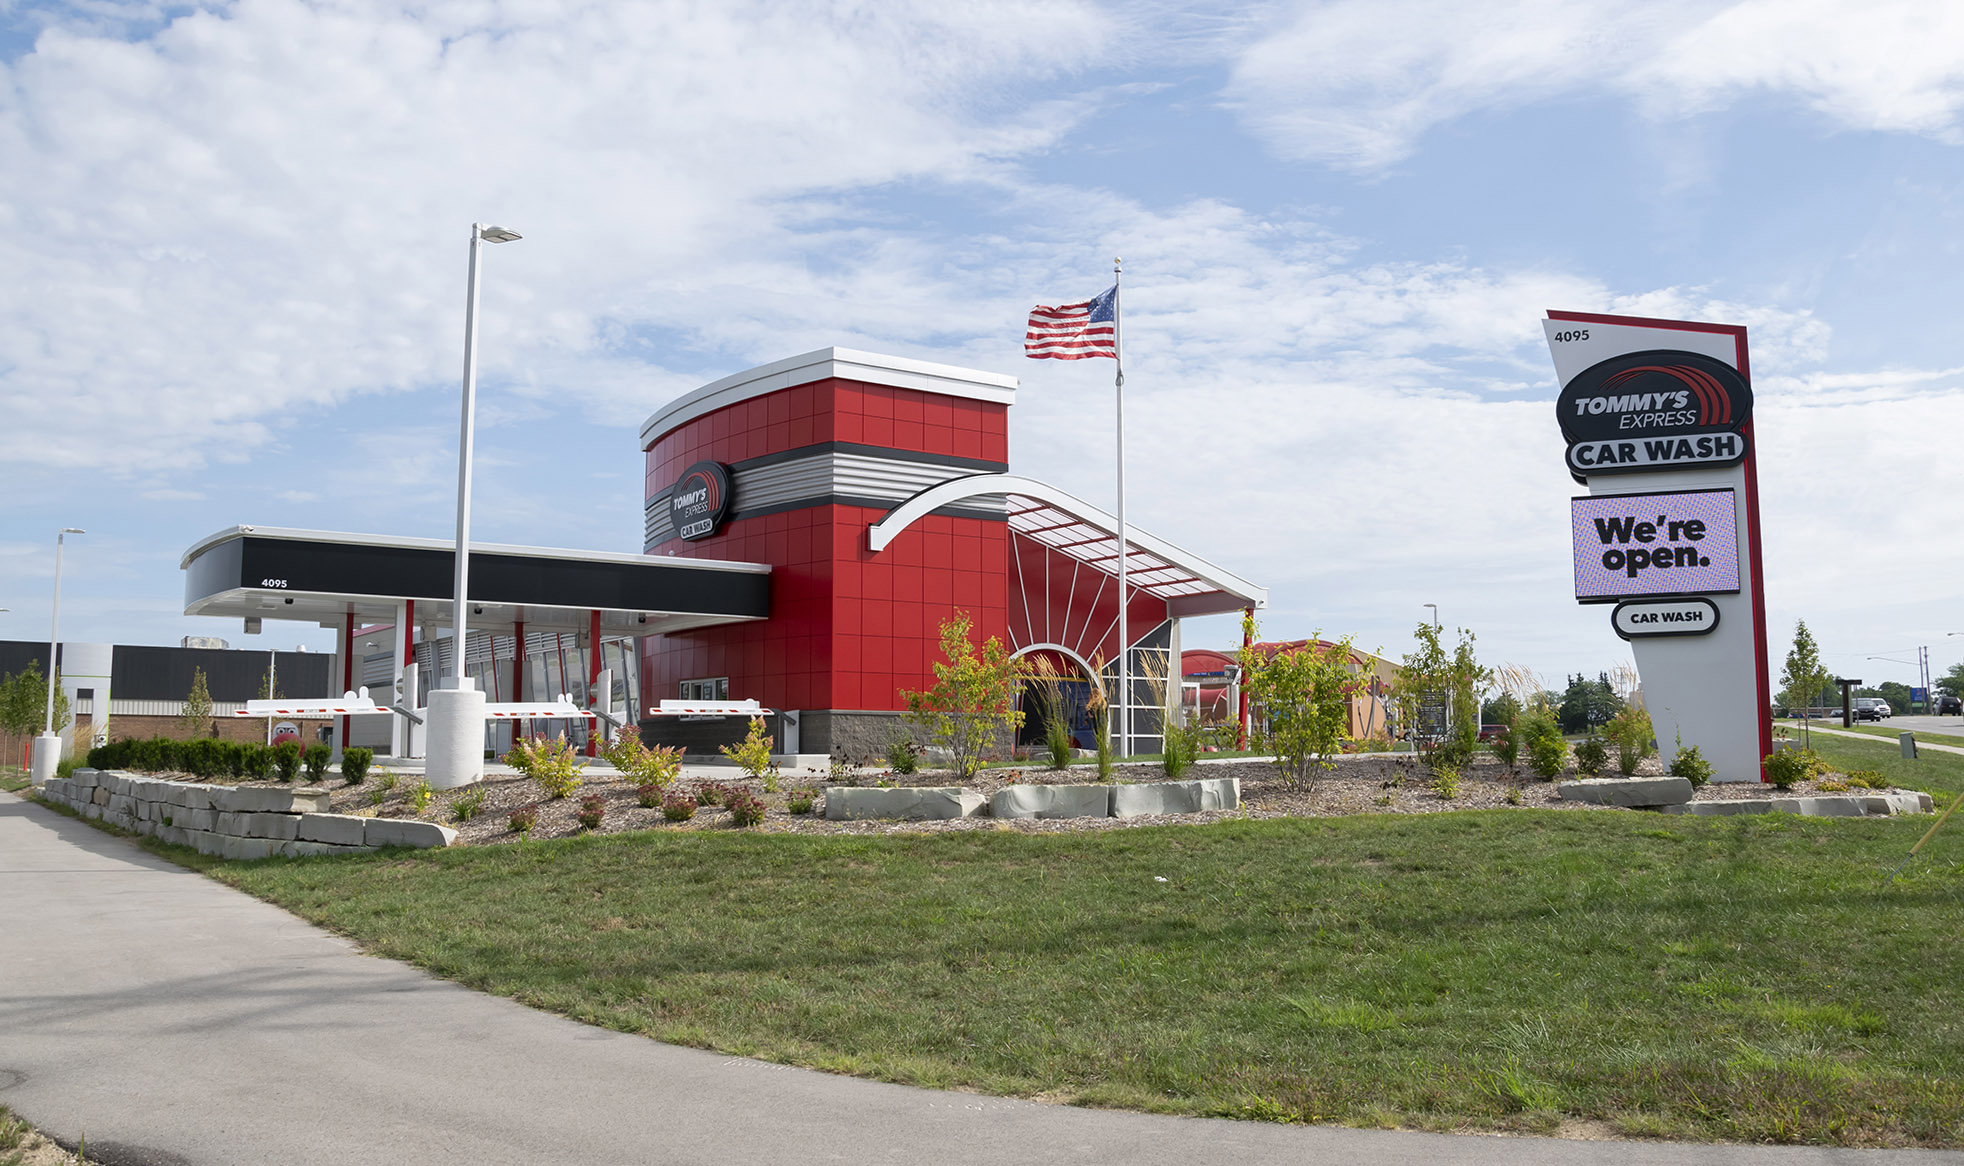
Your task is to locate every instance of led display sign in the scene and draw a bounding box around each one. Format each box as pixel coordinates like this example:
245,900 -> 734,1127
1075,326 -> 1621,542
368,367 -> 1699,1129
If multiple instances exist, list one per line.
1572,488 -> 1739,603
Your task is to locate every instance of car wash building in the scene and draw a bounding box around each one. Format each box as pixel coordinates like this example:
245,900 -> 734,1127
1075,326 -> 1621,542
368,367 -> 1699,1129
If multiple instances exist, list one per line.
181,347 -> 1265,763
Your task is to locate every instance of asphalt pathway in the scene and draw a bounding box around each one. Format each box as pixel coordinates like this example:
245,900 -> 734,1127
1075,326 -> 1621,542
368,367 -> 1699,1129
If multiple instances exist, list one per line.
2,790 -> 1959,1166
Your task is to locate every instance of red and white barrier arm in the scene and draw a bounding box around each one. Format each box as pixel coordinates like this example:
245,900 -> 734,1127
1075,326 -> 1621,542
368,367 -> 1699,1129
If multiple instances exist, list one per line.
645,700 -> 773,718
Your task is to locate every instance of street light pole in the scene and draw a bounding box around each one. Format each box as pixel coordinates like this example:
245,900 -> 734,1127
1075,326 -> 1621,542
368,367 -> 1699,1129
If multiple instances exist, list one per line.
428,223 -> 519,791
450,222 -> 521,690
1424,603 -> 1439,630
31,529 -> 84,786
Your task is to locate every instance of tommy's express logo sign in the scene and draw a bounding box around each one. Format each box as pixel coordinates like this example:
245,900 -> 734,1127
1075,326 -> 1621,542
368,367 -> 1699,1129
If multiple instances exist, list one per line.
1557,350 -> 1752,476
669,461 -> 732,541
1571,489 -> 1740,603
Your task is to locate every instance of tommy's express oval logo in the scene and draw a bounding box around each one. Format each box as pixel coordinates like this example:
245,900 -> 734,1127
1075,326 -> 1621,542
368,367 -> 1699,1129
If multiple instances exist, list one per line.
669,461 -> 732,541
1558,349 -> 1753,475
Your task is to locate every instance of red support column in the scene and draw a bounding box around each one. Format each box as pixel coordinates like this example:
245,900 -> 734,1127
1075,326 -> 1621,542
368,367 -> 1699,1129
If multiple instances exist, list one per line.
1236,606 -> 1252,751
512,620 -> 526,747
587,610 -> 602,757
341,611 -> 356,756
402,600 -> 416,668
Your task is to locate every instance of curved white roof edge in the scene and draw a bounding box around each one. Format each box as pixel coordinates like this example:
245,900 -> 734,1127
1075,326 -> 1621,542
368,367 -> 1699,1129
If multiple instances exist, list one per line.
639,347 -> 1018,451
179,525 -> 770,574
867,474 -> 1268,611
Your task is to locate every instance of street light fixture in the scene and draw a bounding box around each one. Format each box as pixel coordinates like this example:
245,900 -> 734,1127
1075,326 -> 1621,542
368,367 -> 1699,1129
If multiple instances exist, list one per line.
31,528 -> 83,786
450,222 -> 521,691
1423,603 -> 1439,630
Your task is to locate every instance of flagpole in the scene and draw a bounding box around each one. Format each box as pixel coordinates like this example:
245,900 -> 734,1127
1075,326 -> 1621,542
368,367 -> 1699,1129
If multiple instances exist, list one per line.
1114,256 -> 1128,760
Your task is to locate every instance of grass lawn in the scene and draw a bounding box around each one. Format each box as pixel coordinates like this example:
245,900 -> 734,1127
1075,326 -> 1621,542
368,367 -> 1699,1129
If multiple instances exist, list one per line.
1812,722 -> 1964,749
1801,732 -> 1964,803
165,784 -> 1964,1147
0,766 -> 31,794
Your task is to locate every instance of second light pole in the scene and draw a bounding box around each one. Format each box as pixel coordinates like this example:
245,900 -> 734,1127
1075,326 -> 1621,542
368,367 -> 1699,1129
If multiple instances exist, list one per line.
428,222 -> 521,790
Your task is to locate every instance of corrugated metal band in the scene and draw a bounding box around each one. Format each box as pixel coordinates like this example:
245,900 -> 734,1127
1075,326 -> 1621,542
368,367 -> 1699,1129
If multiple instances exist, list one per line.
646,447 -> 1006,550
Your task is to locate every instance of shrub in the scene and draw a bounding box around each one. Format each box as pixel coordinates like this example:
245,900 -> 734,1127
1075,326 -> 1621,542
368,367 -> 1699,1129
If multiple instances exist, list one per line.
1816,778 -> 1850,792
636,783 -> 664,808
725,787 -> 766,827
1606,706 -> 1655,775
575,794 -> 606,831
1026,656 -> 1077,772
1504,785 -> 1524,806
1431,767 -> 1461,799
661,791 -> 697,822
1574,733 -> 1609,777
1669,737 -> 1714,787
271,741 -> 302,784
508,803 -> 539,835
693,781 -> 726,807
1489,725 -> 1519,768
601,733 -> 685,792
509,734 -> 582,800
829,755 -> 862,785
1514,708 -> 1568,780
303,743 -> 330,783
342,747 -> 373,785
1763,746 -> 1811,790
786,786 -> 817,814
1845,769 -> 1885,790
408,779 -> 434,814
238,742 -> 270,782
451,786 -> 487,822
884,732 -> 921,775
1162,714 -> 1205,779
720,717 -> 775,778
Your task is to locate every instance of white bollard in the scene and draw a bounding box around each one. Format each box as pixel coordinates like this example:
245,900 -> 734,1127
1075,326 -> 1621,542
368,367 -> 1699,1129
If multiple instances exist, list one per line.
425,682 -> 486,789
28,731 -> 61,788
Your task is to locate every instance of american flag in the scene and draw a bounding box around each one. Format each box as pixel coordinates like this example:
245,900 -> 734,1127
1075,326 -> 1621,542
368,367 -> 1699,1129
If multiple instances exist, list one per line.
1025,285 -> 1117,360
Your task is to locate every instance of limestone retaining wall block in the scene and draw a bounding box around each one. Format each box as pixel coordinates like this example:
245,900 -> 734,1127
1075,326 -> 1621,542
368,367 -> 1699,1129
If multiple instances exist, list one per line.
824,787 -> 987,821
1110,777 -> 1240,818
990,784 -> 1114,820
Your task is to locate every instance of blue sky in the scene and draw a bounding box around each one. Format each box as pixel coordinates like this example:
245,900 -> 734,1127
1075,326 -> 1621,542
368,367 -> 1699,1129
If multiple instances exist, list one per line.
3,0 -> 1962,695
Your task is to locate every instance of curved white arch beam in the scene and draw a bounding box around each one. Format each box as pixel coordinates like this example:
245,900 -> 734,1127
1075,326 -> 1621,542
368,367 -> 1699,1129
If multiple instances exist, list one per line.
867,473 -> 1267,613
1010,641 -> 1099,683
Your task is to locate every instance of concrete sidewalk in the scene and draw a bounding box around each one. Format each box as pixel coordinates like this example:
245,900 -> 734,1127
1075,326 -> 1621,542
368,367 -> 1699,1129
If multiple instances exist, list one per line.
1,790 -> 1957,1166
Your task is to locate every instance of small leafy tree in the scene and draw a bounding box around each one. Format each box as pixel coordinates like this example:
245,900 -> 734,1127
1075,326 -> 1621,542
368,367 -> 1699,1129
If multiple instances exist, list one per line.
1394,622 -> 1487,769
181,667 -> 214,736
902,610 -> 1028,779
1239,617 -> 1358,793
1780,620 -> 1832,745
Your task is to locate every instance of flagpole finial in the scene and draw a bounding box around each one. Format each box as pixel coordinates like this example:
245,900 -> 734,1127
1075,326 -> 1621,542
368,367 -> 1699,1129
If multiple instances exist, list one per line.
1114,256 -> 1121,272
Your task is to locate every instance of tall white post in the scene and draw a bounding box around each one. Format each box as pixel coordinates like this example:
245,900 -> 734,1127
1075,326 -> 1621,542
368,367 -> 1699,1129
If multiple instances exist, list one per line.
429,223 -> 519,789
33,528 -> 82,786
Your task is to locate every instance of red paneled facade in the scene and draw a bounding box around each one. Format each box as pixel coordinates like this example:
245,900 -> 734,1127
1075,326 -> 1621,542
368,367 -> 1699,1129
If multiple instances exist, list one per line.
639,349 -> 1244,757
641,357 -> 1016,751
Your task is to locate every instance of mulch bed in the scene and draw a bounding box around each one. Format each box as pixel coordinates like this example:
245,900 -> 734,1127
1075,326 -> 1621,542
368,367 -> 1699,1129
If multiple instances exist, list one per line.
238,753 -> 1887,846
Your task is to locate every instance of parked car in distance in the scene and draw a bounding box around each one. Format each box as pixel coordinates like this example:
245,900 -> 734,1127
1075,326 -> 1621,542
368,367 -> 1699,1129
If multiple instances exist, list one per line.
1851,697 -> 1890,721
1941,693 -> 1963,715
1477,723 -> 1507,742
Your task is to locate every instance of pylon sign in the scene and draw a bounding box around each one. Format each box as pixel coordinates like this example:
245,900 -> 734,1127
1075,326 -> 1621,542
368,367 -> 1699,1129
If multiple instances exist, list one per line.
1544,313 -> 1771,783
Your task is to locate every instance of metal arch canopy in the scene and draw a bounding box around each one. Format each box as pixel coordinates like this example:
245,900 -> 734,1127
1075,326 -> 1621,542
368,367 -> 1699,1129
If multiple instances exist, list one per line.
866,474 -> 1267,618
181,526 -> 771,635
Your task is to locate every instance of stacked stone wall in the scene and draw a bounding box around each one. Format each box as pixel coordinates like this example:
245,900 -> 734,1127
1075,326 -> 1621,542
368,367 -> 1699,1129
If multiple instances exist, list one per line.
36,769 -> 454,858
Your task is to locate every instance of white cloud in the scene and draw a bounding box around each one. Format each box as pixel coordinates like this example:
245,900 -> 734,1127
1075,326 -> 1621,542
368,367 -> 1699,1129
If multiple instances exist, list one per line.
1224,0 -> 1964,171
0,0 -> 1110,473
